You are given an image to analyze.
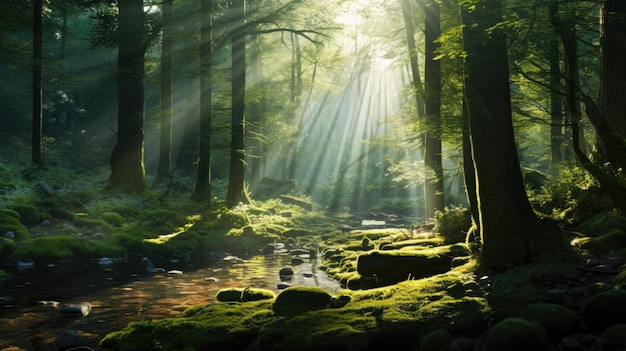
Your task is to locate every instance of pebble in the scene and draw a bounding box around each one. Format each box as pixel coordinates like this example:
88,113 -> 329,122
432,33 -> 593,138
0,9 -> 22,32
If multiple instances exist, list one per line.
562,336 -> 584,351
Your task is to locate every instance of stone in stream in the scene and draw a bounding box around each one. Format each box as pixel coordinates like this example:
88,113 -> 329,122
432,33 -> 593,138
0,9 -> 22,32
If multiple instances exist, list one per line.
61,302 -> 92,317
54,330 -> 93,351
279,267 -> 294,281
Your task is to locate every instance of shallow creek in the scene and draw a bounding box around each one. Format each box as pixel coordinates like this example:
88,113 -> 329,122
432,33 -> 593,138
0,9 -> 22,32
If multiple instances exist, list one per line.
0,252 -> 342,350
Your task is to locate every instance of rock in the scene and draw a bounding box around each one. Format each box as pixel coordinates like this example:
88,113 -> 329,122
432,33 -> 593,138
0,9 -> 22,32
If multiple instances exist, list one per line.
450,336 -> 475,351
35,181 -> 55,198
279,267 -> 294,281
3,231 -> 14,240
420,329 -> 451,351
561,336 -> 584,351
167,270 -> 183,275
277,282 -> 290,289
522,303 -> 583,340
481,317 -> 552,351
262,243 -> 276,255
205,277 -> 218,282
302,272 -> 314,278
54,330 -> 90,351
61,302 -> 92,317
291,256 -> 304,265
272,286 -> 332,316
581,288 -> 626,332
598,324 -> 626,351
0,295 -> 15,305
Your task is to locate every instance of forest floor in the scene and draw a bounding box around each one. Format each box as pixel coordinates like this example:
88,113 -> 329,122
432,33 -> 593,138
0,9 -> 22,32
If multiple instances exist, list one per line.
3,135 -> 626,350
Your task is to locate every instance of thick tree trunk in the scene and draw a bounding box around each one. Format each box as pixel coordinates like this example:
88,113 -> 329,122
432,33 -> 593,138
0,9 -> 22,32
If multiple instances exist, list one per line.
225,0 -> 250,205
32,0 -> 43,165
599,0 -> 626,168
248,34 -> 264,196
192,0 -> 213,205
423,0 -> 444,219
158,0 -> 173,180
109,0 -> 146,193
461,0 -> 536,267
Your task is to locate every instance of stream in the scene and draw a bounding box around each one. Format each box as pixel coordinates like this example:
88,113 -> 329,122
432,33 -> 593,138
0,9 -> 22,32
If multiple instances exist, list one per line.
0,251 -> 342,350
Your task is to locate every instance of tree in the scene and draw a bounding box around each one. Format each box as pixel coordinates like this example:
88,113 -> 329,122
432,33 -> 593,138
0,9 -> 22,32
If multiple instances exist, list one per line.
225,0 -> 250,205
423,0 -> 444,219
461,0 -> 537,267
158,0 -> 174,180
192,0 -> 214,205
32,0 -> 43,165
108,0 -> 147,192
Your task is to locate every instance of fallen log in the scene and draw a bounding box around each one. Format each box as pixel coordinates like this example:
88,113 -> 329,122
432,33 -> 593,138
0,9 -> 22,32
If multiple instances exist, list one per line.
357,250 -> 454,280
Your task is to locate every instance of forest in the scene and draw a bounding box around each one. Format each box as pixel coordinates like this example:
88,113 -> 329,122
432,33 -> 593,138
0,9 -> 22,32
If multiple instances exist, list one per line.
1,0 -> 626,350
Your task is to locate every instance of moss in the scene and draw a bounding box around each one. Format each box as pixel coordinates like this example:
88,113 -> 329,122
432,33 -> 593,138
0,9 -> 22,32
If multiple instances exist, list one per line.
102,301 -> 275,351
481,317 -> 551,351
0,237 -> 16,262
216,288 -> 275,302
100,211 -> 125,226
582,289 -> 626,332
0,209 -> 30,240
272,286 -> 333,317
521,303 -> 583,340
599,324 -> 626,351
8,203 -> 43,225
136,209 -> 180,227
419,329 -> 452,351
11,235 -> 125,264
73,215 -> 109,228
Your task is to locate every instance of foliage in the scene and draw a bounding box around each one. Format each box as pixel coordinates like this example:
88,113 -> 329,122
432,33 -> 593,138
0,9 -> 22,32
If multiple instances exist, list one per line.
434,205 -> 471,244
530,165 -> 610,225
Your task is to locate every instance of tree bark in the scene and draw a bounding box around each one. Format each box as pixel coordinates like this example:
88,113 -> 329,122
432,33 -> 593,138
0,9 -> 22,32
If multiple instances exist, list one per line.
423,0 -> 444,219
192,0 -> 213,205
461,0 -> 537,267
549,35 -> 563,172
109,0 -> 146,193
32,0 -> 43,165
158,0 -> 173,181
225,0 -> 250,205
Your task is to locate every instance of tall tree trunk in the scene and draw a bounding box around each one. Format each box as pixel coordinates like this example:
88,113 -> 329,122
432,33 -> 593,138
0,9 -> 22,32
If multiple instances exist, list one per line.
192,0 -> 213,205
423,0 -> 444,219
249,33 -> 264,196
109,0 -> 146,193
461,0 -> 537,267
549,34 -> 563,172
32,0 -> 43,165
599,0 -> 626,167
225,0 -> 250,205
287,32 -> 303,180
158,0 -> 173,180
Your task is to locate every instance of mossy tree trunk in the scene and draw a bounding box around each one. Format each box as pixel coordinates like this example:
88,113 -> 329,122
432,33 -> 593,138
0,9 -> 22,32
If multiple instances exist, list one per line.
225,0 -> 250,206
109,0 -> 146,193
192,0 -> 213,205
461,0 -> 537,267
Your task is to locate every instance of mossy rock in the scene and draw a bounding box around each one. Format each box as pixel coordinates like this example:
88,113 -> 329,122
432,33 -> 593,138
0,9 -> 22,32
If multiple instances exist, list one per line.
571,230 -> 626,255
273,286 -> 333,317
582,289 -> 626,332
481,317 -> 551,351
0,237 -> 16,261
0,209 -> 30,240
137,209 -> 179,227
420,328 -> 452,351
216,288 -> 275,302
598,324 -> 626,351
100,211 -> 125,226
522,303 -> 583,340
73,215 -> 108,228
8,204 -> 43,225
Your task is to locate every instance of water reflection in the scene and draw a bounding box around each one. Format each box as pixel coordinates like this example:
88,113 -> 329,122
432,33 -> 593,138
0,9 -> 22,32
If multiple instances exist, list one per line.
0,253 -> 341,350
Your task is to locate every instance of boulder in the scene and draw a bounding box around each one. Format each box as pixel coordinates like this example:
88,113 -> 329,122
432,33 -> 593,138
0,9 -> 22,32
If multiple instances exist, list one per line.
54,330 -> 90,351
273,286 -> 332,316
419,329 -> 452,351
598,324 -> 626,351
60,302 -> 92,317
522,303 -> 583,340
581,289 -> 626,332
481,317 -> 551,351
